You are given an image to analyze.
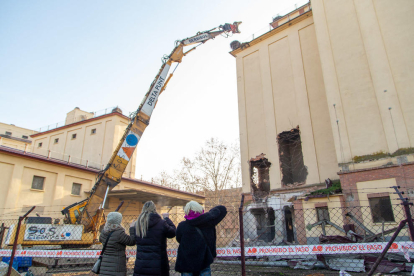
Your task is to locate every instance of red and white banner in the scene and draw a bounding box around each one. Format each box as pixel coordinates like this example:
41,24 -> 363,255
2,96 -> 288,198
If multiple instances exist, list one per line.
0,242 -> 413,258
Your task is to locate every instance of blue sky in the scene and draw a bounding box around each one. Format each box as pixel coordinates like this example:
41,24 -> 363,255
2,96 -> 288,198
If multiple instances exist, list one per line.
0,0 -> 302,180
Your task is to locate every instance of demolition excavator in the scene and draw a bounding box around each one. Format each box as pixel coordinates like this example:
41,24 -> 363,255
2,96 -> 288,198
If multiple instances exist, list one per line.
5,21 -> 241,247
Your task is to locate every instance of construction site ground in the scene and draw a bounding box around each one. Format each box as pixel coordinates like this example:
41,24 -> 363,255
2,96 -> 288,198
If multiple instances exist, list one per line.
16,262 -> 413,276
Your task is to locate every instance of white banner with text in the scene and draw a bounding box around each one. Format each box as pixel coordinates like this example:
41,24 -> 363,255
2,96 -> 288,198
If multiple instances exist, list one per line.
0,242 -> 413,258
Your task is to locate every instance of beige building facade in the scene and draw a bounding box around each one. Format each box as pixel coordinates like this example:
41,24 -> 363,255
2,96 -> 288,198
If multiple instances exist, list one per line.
0,146 -> 204,218
0,107 -> 204,219
231,0 -> 414,245
0,122 -> 36,152
31,107 -> 137,178
311,0 -> 413,161
231,0 -> 414,195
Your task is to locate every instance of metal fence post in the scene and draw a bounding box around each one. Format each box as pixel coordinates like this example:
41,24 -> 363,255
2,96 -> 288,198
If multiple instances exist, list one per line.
238,194 -> 246,276
367,219 -> 407,276
0,223 -> 5,248
367,186 -> 414,275
393,185 -> 414,240
402,197 -> 414,241
7,206 -> 35,276
398,165 -> 414,240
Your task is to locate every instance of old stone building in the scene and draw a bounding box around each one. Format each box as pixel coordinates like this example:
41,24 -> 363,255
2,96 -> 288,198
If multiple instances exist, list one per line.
231,0 -> 414,244
0,107 -> 204,218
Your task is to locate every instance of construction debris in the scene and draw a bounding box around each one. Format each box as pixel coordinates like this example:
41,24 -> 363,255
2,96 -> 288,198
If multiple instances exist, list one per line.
249,154 -> 271,200
327,258 -> 365,272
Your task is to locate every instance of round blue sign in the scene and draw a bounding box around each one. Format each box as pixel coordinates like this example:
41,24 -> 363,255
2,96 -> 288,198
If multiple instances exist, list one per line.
126,134 -> 138,146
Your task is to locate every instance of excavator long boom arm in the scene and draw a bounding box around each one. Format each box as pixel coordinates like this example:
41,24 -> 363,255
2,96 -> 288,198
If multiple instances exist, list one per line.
63,21 -> 241,232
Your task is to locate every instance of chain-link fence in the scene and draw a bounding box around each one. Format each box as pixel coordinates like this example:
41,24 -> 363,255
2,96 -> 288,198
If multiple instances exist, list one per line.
1,203 -> 414,275
239,203 -> 414,275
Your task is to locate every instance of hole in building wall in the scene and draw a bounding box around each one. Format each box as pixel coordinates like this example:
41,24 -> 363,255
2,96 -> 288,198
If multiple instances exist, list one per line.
284,207 -> 295,243
249,154 -> 271,200
277,127 -> 308,186
250,208 -> 275,243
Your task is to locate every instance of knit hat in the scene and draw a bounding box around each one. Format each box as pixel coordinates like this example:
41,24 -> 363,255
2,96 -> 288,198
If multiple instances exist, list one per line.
107,212 -> 122,225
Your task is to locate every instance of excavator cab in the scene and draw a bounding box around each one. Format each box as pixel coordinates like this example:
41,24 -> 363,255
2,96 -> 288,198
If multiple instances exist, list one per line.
61,199 -> 106,243
61,199 -> 88,224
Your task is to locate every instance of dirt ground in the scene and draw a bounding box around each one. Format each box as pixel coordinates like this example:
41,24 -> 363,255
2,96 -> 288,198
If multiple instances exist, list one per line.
26,263 -> 413,276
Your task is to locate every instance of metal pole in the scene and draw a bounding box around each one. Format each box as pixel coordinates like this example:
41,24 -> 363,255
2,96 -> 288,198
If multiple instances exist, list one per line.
7,206 -> 35,276
367,219 -> 407,276
402,202 -> 414,241
388,107 -> 400,149
101,185 -> 111,208
0,223 -> 5,249
393,186 -> 414,240
115,201 -> 124,212
238,194 -> 246,276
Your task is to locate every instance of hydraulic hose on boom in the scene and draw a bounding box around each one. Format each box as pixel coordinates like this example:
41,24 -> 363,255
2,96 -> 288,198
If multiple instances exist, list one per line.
62,21 -> 242,236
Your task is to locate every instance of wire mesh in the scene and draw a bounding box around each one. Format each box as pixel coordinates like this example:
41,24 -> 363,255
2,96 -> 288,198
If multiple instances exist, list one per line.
0,204 -> 413,275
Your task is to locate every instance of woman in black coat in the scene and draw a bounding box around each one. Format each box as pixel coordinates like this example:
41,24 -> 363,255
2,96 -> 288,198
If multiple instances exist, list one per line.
175,201 -> 227,275
98,212 -> 136,276
130,201 -> 176,276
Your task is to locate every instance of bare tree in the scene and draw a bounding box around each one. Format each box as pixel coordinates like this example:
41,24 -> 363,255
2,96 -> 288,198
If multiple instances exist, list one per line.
174,157 -> 204,193
154,170 -> 179,190
155,138 -> 241,206
154,139 -> 241,240
195,138 -> 240,197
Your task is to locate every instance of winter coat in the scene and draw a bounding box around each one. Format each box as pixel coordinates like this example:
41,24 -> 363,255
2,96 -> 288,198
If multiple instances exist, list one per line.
175,205 -> 227,273
98,228 -> 136,276
131,213 -> 176,276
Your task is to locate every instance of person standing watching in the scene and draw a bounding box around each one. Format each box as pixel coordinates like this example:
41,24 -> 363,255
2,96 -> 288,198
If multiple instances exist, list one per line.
131,201 -> 176,276
98,212 -> 136,276
175,201 -> 227,276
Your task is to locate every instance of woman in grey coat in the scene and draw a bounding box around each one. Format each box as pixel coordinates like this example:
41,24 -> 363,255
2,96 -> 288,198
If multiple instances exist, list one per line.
99,212 -> 136,276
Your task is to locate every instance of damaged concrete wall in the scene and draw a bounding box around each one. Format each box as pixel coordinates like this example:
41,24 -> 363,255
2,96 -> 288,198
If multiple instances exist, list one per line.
249,154 -> 271,200
235,14 -> 339,194
277,128 -> 308,186
244,192 -> 303,246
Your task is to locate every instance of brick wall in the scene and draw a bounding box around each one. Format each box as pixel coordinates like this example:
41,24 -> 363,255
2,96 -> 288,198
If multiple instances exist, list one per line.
339,163 -> 414,208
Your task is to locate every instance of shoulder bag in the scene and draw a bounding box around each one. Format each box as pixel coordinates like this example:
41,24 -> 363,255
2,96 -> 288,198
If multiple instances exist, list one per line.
194,226 -> 213,260
91,231 -> 114,274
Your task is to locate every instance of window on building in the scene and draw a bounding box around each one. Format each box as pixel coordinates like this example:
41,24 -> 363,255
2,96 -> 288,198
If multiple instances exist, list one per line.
369,196 -> 395,223
71,183 -> 82,195
91,128 -> 96,135
31,176 -> 45,190
38,142 -> 43,148
54,138 -> 59,144
277,127 -> 308,185
316,207 -> 330,222
5,131 -> 12,136
22,135 -> 29,139
72,133 -> 77,139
